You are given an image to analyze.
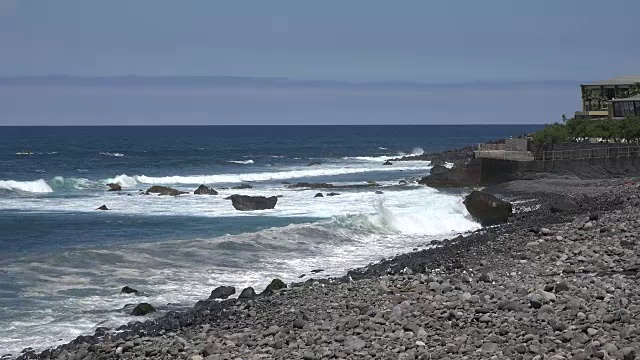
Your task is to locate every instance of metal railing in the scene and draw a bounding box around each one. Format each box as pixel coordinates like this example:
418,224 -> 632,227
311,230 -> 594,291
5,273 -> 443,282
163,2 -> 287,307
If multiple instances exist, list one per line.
536,146 -> 640,161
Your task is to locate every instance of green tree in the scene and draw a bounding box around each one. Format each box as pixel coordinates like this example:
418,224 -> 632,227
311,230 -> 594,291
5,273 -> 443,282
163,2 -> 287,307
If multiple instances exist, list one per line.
629,82 -> 640,97
565,117 -> 591,142
620,115 -> 640,142
532,123 -> 569,144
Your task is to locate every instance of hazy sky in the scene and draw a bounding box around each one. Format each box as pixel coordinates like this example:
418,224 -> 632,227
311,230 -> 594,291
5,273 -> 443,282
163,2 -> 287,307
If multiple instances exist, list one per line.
1,0 -> 639,82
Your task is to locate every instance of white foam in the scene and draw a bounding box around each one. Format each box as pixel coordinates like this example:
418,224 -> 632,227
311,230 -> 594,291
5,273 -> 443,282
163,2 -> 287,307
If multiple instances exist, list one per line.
100,152 -> 124,157
344,155 -> 390,162
378,147 -> 388,150
228,159 -> 254,164
0,179 -> 53,193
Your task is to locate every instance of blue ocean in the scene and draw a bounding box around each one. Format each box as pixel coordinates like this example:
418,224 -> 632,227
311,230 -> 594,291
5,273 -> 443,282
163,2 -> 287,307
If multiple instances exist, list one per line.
0,125 -> 541,354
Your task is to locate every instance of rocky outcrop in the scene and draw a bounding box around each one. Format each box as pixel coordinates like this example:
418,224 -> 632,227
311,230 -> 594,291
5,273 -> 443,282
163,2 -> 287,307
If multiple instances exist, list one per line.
238,287 -> 256,299
550,199 -> 578,213
419,159 -> 481,188
208,286 -> 235,300
314,193 -> 324,198
463,191 -> 512,226
231,184 -> 253,190
430,164 -> 448,175
96,205 -> 109,210
194,185 -> 218,195
107,183 -> 121,191
130,303 -> 156,316
120,286 -> 138,295
230,195 -> 277,211
146,186 -> 188,196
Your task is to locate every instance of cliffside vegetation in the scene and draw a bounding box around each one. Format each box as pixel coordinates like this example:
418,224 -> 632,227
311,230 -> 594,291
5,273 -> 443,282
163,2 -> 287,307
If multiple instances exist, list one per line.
533,115 -> 640,144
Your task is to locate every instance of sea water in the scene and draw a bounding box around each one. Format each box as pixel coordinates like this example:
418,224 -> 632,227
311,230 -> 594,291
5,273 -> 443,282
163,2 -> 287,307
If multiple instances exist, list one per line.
0,125 -> 541,354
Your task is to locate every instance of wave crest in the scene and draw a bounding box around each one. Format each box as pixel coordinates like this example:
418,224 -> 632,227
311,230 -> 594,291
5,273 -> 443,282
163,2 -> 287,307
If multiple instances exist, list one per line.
228,160 -> 254,164
0,179 -> 53,193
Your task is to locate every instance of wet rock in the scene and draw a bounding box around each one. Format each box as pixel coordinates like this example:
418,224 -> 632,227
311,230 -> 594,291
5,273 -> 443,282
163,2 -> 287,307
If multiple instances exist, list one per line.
326,192 -> 340,196
383,160 -> 393,165
194,185 -> 218,195
231,183 -> 253,190
96,205 -> 109,210
314,193 -> 323,198
120,286 -> 139,295
229,194 -> 277,211
130,303 -> 156,316
208,286 -> 235,300
107,183 -> 121,191
146,186 -> 188,196
238,287 -> 256,299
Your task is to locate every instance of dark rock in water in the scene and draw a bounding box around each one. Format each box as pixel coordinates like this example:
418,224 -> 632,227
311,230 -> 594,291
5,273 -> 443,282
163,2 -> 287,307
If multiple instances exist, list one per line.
307,161 -> 322,166
208,286 -> 235,300
146,186 -> 188,196
463,191 -> 512,226
314,193 -> 324,198
96,205 -> 109,211
367,181 -> 379,187
107,183 -> 121,191
550,199 -> 578,213
326,192 -> 340,196
418,159 -> 481,188
310,269 -> 324,274
375,190 -> 384,194
281,181 -> 291,185
120,286 -> 138,295
263,278 -> 286,294
430,164 -> 448,175
398,180 -> 408,185
238,287 -> 256,299
130,303 -> 156,316
287,182 -> 335,189
383,160 -> 393,165
194,184 -> 218,195
298,274 -> 306,278
589,212 -> 599,221
231,183 -> 253,190
230,194 -> 277,211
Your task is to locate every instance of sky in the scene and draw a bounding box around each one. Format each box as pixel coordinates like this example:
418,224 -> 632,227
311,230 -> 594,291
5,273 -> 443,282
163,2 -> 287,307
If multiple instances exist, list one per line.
0,0 -> 639,125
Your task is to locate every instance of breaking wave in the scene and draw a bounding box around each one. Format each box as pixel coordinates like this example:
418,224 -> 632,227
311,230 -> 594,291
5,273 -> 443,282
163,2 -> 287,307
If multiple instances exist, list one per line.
228,159 -> 254,164
100,152 -> 124,157
0,179 -> 53,193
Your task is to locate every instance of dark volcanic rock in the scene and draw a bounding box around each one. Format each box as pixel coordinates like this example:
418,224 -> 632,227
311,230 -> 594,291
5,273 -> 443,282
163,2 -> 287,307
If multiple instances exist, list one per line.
130,303 -> 156,316
146,186 -> 188,196
238,287 -> 256,299
194,184 -> 218,195
430,164 -> 448,175
96,205 -> 109,210
264,278 -> 286,293
230,194 -> 277,211
463,191 -> 512,226
550,199 -> 578,213
288,182 -> 335,189
307,161 -> 322,166
383,160 -> 393,165
231,183 -> 253,190
419,159 -> 481,188
107,183 -> 121,191
326,192 -> 340,196
120,286 -> 138,295
375,190 -> 384,194
208,286 -> 235,300
314,193 -> 324,198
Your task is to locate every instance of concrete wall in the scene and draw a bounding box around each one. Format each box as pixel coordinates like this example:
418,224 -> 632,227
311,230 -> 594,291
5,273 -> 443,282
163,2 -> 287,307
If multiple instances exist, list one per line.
480,156 -> 640,185
504,139 -> 528,152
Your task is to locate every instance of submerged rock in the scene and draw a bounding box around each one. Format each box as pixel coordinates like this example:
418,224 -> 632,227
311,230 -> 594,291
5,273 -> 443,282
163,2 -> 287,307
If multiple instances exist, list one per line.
208,286 -> 235,300
107,183 -> 121,191
229,194 -> 277,211
307,161 -> 322,166
463,191 -> 512,226
231,184 -> 253,190
146,186 -> 188,196
96,205 -> 109,210
194,184 -> 218,195
383,160 -> 393,165
130,303 -> 156,316
120,286 -> 138,295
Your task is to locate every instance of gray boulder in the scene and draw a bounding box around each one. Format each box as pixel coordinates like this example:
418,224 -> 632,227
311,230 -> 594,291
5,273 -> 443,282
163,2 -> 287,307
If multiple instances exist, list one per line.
208,286 -> 235,300
463,191 -> 512,226
146,186 -> 188,196
550,199 -> 578,213
130,303 -> 156,316
230,194 -> 277,211
194,185 -> 218,195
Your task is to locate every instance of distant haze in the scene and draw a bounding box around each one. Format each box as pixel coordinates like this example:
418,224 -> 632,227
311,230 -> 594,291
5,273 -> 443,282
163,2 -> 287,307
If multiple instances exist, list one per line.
2,0 -> 637,125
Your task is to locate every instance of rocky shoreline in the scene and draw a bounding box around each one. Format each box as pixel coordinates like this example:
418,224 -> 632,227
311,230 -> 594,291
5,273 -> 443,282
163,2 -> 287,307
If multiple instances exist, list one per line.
11,175 -> 640,359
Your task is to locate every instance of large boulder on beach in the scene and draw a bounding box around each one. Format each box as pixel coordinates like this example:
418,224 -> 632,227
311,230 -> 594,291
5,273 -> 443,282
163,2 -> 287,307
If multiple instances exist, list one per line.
194,184 -> 218,195
107,183 -> 121,191
239,287 -> 256,299
146,186 -> 188,196
208,286 -> 235,300
550,199 -> 578,213
130,303 -> 156,316
265,278 -> 286,293
230,194 -> 277,211
463,191 -> 512,226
